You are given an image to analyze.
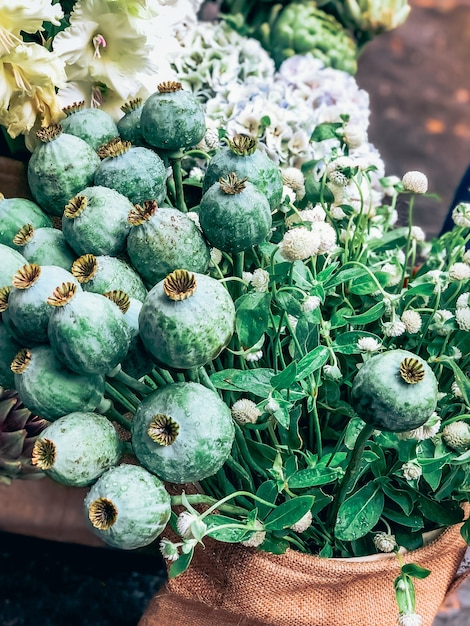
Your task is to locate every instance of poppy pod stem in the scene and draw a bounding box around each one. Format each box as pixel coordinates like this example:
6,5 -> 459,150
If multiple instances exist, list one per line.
170,155 -> 188,213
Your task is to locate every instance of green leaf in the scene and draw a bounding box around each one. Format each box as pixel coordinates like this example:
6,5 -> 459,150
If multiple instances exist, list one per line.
417,496 -> 464,526
330,306 -> 354,329
382,482 -> 415,515
288,466 -> 343,489
325,266 -> 368,290
342,303 -> 386,325
275,290 -> 303,317
205,515 -> 253,542
401,564 -> 431,579
348,272 -> 389,295
264,495 -> 314,531
256,480 -> 279,519
344,417 -> 367,450
259,535 -> 290,554
271,361 -> 297,390
310,122 -> 342,142
335,481 -> 384,541
383,507 -> 424,530
235,292 -> 271,347
168,546 -> 194,578
210,368 -> 274,397
304,173 -> 334,204
295,345 -> 330,380
246,438 -> 278,466
331,331 -> 383,354
294,317 -> 320,355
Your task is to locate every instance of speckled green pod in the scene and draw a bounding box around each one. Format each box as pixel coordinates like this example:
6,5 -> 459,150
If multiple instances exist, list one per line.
0,244 -> 28,289
140,81 -> 206,152
0,195 -> 51,249
202,135 -> 283,210
126,201 -> 210,287
11,344 -> 106,421
131,382 -> 234,483
27,124 -> 100,216
94,138 -> 167,206
84,463 -> 171,549
62,186 -> 133,257
32,412 -> 121,487
117,98 -> 145,146
71,254 -> 147,303
60,102 -> 118,151
7,264 -> 81,344
351,349 -> 439,432
12,225 -> 76,271
0,319 -> 22,389
139,269 -> 235,369
120,296 -> 154,379
47,284 -> 130,375
199,174 -> 272,254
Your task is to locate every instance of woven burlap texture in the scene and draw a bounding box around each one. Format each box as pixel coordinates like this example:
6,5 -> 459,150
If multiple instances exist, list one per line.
139,516 -> 468,626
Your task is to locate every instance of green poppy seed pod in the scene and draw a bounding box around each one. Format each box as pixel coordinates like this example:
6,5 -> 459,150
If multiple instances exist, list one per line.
84,464 -> 171,549
60,101 -> 118,151
0,194 -> 52,249
32,412 -> 121,487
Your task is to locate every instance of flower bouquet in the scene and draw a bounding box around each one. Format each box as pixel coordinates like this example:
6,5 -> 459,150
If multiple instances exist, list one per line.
1,2 -> 470,626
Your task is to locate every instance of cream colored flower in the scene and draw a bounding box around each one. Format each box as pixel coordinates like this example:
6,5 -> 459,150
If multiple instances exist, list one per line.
357,336 -> 381,352
302,295 -> 321,313
285,206 -> 326,228
282,167 -> 305,192
373,531 -> 396,553
402,171 -> 428,194
279,227 -> 321,261
456,293 -> 469,309
463,250 -> 470,265
343,122 -> 366,149
231,399 -> 261,425
402,461 -> 422,481
250,268 -> 270,293
241,520 -> 266,548
316,221 -> 337,254
382,319 -> 406,337
455,307 -> 470,331
401,310 -> 422,334
209,247 -> 222,266
442,421 -> 470,452
449,262 -> 470,281
159,538 -> 180,562
345,0 -> 411,34
410,226 -> 425,242
398,413 -> 441,442
0,42 -> 66,138
452,202 -> 470,228
290,511 -> 313,533
0,0 -> 64,55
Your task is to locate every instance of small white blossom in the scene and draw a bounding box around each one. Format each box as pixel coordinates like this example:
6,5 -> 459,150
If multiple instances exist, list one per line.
331,205 -> 348,220
176,511 -> 207,540
449,262 -> 470,281
159,538 -> 180,562
402,171 -> 428,194
397,613 -> 423,626
203,126 -> 220,150
323,364 -> 342,380
316,221 -> 337,254
250,268 -> 270,292
188,167 -> 204,182
452,202 -> 470,228
244,349 -> 263,362
456,293 -> 470,309
285,206 -> 326,227
357,336 -> 381,352
451,381 -> 463,398
401,310 -> 422,334
282,167 -> 305,193
231,398 -> 261,425
464,250 -> 470,265
398,413 -> 441,442
381,175 -> 401,196
373,532 -> 397,553
402,462 -> 422,481
241,520 -> 266,547
265,397 -> 280,414
290,511 -> 313,533
429,310 -> 454,335
242,271 -> 253,283
442,421 -> 470,452
450,347 -> 463,360
381,262 -> 402,287
343,122 -> 366,149
456,307 -> 470,331
302,295 -> 322,313
279,227 -> 321,261
209,247 -> 222,266
382,320 -> 406,337
410,226 -> 426,242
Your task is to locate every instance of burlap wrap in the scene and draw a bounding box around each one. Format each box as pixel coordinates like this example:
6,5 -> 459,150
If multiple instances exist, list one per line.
139,518 -> 469,626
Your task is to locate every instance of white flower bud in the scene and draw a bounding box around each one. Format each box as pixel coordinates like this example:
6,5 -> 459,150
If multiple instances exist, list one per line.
159,538 -> 180,562
452,202 -> 470,228
456,307 -> 470,331
456,293 -> 470,309
279,227 -> 321,261
402,171 -> 428,194
210,247 -> 222,266
402,462 -> 422,481
398,413 -> 441,442
231,398 -> 261,425
290,510 -> 313,533
285,206 -> 326,228
343,123 -> 366,149
410,226 -> 426,242
265,397 -> 280,414
357,336 -> 382,352
397,613 -> 423,626
244,349 -> 263,362
250,268 -> 270,292
241,520 -> 266,547
401,310 -> 422,334
177,511 -> 207,540
323,364 -> 342,381
449,262 -> 470,281
373,531 -> 397,553
442,421 -> 470,452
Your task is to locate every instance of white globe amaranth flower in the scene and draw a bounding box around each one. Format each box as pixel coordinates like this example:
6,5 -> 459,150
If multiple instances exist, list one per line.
231,399 -> 261,425
381,262 -> 402,287
282,167 -> 305,192
410,226 -> 426,242
250,268 -> 270,293
242,271 -> 253,283
241,520 -> 266,548
290,511 -> 313,533
401,310 -> 422,334
452,202 -> 470,228
323,364 -> 342,381
456,292 -> 470,309
456,307 -> 470,331
343,122 -> 367,149
373,532 -> 397,553
398,413 -> 441,442
442,421 -> 470,452
285,206 -> 326,228
402,461 -> 422,481
244,349 -> 263,363
159,538 -> 180,562
451,381 -> 463,398
382,319 -> 406,338
326,156 -> 355,187
188,167 -> 204,182
265,397 -> 280,414
176,511 -> 207,540
357,336 -> 381,352
202,126 -> 220,150
402,171 -> 428,194
315,221 -> 337,254
449,262 -> 470,281
209,247 -> 222,266
397,613 -> 423,626
464,250 -> 470,265
302,295 -> 322,313
429,309 -> 454,335
278,227 -> 321,261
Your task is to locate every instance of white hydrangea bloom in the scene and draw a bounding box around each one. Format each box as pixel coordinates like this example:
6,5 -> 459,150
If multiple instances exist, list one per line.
455,307 -> 470,331
452,202 -> 470,228
449,262 -> 470,281
231,399 -> 261,425
279,227 -> 321,261
401,310 -> 422,334
402,171 -> 428,194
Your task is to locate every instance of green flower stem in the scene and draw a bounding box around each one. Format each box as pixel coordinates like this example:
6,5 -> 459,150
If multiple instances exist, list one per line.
197,365 -> 218,393
183,149 -> 212,160
234,422 -> 269,478
105,405 -> 133,430
171,494 -> 249,517
153,367 -> 175,385
400,194 -> 416,288
121,441 -> 134,456
172,489 -> 279,520
142,375 -> 158,390
104,381 -> 138,414
414,285 -> 442,353
327,423 -> 376,531
149,368 -> 169,387
165,175 -> 177,207
107,367 -> 152,395
309,391 -> 323,458
170,156 -> 188,213
225,454 -> 255,492
106,379 -> 141,411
